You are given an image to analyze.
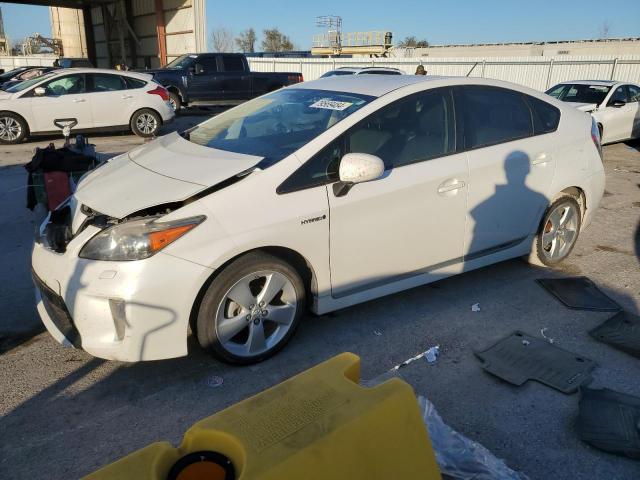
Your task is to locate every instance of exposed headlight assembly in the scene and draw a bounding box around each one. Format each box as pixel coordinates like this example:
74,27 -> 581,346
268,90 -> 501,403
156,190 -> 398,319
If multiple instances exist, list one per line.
79,215 -> 205,261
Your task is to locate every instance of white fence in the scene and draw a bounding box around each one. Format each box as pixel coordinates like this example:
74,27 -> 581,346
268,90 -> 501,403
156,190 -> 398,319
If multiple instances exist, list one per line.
0,56 -> 57,71
248,55 -> 640,91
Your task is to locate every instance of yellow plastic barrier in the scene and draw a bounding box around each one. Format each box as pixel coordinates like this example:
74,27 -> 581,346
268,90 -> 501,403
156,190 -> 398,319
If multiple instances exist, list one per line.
84,353 -> 441,480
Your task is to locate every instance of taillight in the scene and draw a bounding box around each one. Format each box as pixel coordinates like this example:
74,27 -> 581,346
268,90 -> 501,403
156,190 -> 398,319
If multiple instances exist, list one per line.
287,74 -> 303,84
147,86 -> 169,101
590,117 -> 603,160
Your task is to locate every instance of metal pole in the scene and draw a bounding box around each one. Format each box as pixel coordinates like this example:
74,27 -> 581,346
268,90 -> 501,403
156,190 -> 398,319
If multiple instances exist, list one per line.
545,58 -> 554,89
481,60 -> 486,77
272,58 -> 276,72
154,0 -> 167,66
610,58 -> 618,80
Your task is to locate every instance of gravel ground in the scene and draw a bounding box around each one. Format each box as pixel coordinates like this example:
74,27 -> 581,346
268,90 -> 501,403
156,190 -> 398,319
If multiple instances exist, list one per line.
0,115 -> 639,479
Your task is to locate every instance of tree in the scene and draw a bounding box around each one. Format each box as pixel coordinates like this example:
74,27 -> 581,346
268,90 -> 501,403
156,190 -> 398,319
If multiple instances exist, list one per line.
211,27 -> 233,53
398,36 -> 429,48
235,28 -> 257,53
261,28 -> 294,52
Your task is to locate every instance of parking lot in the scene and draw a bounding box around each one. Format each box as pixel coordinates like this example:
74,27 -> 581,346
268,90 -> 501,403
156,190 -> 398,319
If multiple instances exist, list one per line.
0,109 -> 639,479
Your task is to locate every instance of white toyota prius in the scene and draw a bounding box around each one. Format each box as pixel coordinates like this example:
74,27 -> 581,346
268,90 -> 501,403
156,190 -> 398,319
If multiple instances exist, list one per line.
32,75 -> 605,364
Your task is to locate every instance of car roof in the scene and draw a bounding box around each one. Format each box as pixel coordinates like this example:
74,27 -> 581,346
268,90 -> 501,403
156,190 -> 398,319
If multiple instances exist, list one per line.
293,74 -> 448,97
554,80 -> 618,87
46,68 -> 152,81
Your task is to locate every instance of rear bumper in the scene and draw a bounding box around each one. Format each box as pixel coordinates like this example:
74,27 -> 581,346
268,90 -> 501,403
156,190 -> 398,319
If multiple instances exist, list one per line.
582,170 -> 605,230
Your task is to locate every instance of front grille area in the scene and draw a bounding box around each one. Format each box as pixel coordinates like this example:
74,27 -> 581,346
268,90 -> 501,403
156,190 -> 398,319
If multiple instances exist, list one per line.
32,270 -> 81,348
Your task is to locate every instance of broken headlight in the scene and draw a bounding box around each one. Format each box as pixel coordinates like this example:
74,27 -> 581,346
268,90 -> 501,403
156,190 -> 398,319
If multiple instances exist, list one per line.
79,215 -> 205,261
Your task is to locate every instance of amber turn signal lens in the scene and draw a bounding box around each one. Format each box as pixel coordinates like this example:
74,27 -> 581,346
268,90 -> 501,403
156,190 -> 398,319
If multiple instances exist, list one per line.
149,224 -> 196,252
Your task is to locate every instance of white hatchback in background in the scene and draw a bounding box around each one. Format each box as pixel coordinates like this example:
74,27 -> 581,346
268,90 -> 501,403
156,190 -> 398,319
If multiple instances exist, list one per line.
546,80 -> 640,144
0,68 -> 174,143
32,75 -> 605,365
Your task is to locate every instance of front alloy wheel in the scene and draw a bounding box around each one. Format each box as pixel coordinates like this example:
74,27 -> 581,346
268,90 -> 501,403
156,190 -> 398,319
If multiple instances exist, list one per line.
196,252 -> 305,364
0,114 -> 27,144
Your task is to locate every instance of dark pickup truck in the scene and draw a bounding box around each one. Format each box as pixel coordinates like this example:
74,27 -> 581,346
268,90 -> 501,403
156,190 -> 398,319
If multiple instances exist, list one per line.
142,53 -> 303,111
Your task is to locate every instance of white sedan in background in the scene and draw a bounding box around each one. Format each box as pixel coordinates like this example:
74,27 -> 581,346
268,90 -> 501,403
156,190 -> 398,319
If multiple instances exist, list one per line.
0,68 -> 174,144
546,80 -> 640,144
32,75 -> 604,364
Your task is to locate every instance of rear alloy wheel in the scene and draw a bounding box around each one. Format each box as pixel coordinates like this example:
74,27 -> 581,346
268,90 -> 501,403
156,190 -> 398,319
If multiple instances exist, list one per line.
0,113 -> 27,144
196,252 -> 305,364
530,196 -> 581,266
130,109 -> 161,138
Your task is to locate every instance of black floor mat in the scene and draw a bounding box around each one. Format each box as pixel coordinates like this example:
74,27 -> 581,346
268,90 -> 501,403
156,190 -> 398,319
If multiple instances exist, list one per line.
589,311 -> 640,359
577,387 -> 640,459
536,277 -> 620,311
475,331 -> 596,394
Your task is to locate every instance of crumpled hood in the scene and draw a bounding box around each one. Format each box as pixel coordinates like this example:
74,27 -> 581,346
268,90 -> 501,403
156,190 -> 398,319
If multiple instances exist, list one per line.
74,132 -> 262,218
567,102 -> 598,113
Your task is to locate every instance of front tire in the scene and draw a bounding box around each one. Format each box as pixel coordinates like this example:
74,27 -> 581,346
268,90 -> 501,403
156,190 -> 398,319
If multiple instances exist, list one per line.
130,108 -> 161,138
0,112 -> 28,144
196,252 -> 306,364
529,196 -> 581,266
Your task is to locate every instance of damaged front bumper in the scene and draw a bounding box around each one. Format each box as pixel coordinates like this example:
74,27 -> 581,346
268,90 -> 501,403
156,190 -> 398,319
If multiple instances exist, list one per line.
31,214 -> 213,362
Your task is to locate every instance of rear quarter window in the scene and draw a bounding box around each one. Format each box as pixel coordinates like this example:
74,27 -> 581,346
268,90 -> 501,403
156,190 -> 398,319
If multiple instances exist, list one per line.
124,77 -> 147,89
526,95 -> 561,134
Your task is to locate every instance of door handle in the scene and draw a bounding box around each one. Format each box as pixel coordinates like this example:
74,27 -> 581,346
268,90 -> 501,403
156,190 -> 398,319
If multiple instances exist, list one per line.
437,180 -> 466,194
532,152 -> 552,165
121,94 -> 133,99
72,98 -> 86,103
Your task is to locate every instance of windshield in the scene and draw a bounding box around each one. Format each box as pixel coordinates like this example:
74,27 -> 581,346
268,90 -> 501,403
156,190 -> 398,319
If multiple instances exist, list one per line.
165,54 -> 195,70
546,83 -> 611,105
186,88 -> 374,164
0,67 -> 28,81
6,73 -> 57,93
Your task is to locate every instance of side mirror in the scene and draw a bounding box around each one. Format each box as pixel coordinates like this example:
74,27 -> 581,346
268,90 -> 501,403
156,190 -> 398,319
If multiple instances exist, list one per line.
610,100 -> 626,108
34,86 -> 46,96
194,63 -> 204,75
333,153 -> 385,197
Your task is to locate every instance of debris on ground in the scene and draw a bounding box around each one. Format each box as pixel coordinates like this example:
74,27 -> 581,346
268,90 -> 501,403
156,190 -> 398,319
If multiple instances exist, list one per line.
471,303 -> 481,312
540,328 -> 554,344
425,345 -> 440,364
419,396 -> 530,479
204,375 -> 224,388
373,330 -> 382,336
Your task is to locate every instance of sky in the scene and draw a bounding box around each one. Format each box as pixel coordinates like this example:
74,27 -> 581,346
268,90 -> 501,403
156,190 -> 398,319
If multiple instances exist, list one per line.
1,0 -> 639,50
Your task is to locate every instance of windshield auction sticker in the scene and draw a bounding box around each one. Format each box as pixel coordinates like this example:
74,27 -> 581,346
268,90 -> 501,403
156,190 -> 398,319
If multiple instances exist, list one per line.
310,99 -> 353,111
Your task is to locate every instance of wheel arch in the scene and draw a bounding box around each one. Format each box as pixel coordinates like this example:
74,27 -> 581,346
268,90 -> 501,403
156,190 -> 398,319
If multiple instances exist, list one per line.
553,186 -> 586,219
188,246 -> 318,336
0,109 -> 31,135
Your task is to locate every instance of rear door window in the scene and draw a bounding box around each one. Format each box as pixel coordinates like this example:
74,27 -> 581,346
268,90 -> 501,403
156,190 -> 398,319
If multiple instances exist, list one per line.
88,73 -> 126,92
456,86 -> 534,149
222,56 -> 245,72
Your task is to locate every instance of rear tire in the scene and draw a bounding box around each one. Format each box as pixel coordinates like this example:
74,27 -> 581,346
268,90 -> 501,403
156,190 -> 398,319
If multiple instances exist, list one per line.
527,195 -> 581,267
196,251 -> 306,365
130,108 -> 161,138
0,112 -> 28,144
168,91 -> 181,112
